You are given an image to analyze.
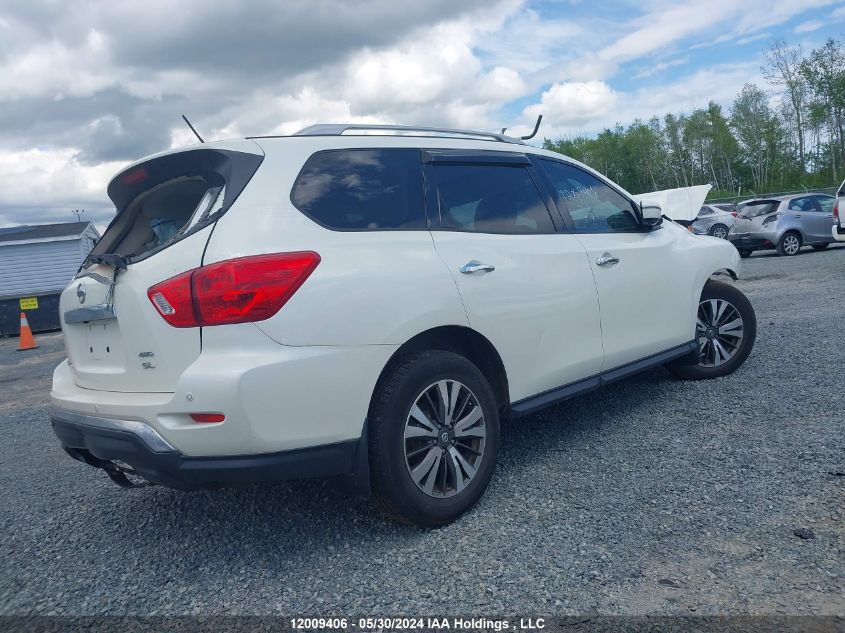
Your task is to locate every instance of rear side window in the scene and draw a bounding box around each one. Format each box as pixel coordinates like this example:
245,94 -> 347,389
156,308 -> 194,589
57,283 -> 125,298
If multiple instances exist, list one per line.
291,149 -> 425,230
429,164 -> 555,234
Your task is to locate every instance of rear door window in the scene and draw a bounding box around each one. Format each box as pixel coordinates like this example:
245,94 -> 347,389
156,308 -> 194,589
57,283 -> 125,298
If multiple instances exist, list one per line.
788,196 -> 819,212
428,163 -> 555,234
813,195 -> 834,213
291,149 -> 425,230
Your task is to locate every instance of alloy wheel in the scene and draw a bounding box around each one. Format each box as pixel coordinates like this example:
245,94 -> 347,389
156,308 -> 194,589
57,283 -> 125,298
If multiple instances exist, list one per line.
403,380 -> 486,498
712,226 -> 728,239
696,298 -> 744,367
783,234 -> 800,255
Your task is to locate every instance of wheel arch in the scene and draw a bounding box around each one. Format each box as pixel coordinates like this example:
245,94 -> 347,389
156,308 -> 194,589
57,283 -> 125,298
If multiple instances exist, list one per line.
778,227 -> 805,242
711,267 -> 738,281
370,326 -> 510,414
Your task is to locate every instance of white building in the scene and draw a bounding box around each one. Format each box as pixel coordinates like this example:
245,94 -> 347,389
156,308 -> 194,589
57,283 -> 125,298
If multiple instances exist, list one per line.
0,221 -> 100,335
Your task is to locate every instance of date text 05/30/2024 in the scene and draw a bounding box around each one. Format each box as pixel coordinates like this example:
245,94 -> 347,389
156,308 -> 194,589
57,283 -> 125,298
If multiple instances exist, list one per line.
290,618 -> 546,631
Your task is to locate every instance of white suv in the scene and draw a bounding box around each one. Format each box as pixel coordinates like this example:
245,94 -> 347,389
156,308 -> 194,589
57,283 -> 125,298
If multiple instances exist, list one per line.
50,124 -> 757,526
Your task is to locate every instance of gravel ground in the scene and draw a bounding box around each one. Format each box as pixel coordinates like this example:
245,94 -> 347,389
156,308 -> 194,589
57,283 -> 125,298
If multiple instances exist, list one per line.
1,244 -> 843,616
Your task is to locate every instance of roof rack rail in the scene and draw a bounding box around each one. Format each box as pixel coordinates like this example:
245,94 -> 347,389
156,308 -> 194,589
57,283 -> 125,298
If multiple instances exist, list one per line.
293,123 -> 526,145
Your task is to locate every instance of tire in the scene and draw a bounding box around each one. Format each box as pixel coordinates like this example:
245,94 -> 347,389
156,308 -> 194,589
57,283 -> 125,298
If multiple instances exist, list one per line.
666,280 -> 756,381
368,350 -> 500,527
709,224 -> 729,239
737,249 -> 753,258
777,231 -> 802,256
811,243 -> 829,251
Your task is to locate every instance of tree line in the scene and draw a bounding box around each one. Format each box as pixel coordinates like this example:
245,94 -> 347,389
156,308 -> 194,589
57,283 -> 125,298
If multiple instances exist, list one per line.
542,38 -> 845,199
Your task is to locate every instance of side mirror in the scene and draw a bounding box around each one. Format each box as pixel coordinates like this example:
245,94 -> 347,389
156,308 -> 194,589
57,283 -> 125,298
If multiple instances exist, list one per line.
639,200 -> 663,228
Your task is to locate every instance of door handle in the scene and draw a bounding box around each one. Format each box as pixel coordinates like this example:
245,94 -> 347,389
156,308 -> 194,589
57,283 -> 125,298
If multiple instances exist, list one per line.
595,255 -> 620,266
460,260 -> 495,274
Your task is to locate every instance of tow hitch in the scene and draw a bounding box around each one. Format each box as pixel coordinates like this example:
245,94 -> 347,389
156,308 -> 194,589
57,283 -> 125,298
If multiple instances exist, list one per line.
64,447 -> 156,489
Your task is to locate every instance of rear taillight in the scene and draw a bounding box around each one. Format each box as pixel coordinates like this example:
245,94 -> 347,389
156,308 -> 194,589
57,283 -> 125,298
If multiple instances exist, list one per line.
147,251 -> 320,327
834,200 -> 839,219
731,211 -> 737,217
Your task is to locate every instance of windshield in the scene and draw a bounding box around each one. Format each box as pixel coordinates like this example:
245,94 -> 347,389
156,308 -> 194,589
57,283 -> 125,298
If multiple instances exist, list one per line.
738,200 -> 779,218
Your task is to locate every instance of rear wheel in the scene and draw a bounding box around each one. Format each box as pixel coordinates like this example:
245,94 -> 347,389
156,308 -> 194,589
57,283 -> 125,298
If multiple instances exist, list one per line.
709,224 -> 729,239
777,232 -> 802,256
811,243 -> 829,251
368,351 -> 499,527
666,280 -> 756,380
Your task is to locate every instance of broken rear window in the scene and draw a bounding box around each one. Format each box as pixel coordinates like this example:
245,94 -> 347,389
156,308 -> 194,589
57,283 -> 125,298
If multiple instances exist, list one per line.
88,148 -> 262,264
737,200 -> 779,219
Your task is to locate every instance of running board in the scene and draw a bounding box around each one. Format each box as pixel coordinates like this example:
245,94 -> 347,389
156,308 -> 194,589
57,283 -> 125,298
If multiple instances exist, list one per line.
510,340 -> 697,418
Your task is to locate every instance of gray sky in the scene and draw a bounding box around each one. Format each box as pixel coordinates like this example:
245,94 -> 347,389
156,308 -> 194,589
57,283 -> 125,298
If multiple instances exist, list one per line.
1,0 -> 842,228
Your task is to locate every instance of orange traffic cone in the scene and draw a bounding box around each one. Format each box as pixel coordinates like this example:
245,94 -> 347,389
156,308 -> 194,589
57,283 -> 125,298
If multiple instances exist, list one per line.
17,312 -> 38,351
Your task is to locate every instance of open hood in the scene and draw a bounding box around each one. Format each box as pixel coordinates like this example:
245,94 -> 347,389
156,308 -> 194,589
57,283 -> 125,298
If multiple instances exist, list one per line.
632,184 -> 712,223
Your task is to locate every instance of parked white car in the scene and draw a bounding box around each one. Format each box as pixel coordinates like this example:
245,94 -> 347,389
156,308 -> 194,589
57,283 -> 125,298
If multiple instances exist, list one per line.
50,124 -> 757,526
691,204 -> 735,239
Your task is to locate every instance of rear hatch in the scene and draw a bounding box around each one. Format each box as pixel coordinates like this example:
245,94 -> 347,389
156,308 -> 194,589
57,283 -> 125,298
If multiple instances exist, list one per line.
733,200 -> 779,234
60,142 -> 263,392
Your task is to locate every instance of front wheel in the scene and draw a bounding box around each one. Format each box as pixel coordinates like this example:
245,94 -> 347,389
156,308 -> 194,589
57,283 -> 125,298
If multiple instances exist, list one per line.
666,280 -> 756,380
368,350 -> 500,527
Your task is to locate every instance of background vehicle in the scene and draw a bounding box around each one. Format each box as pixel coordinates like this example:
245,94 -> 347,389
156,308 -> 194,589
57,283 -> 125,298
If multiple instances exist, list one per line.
49,124 -> 756,526
711,203 -> 737,213
728,193 -> 836,257
692,204 -> 735,238
835,179 -> 845,241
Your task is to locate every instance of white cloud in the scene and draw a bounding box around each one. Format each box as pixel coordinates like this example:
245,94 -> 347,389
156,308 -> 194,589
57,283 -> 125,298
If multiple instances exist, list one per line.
795,19 -> 824,33
0,148 -> 124,225
521,81 -> 619,132
515,60 -> 763,138
0,0 -> 840,226
633,56 -> 691,79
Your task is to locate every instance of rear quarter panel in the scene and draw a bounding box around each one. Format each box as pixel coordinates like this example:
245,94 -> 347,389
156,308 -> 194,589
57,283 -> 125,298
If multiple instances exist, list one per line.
202,137 -> 469,347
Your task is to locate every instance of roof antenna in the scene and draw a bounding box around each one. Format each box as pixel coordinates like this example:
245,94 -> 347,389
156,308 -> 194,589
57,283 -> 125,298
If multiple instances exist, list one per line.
520,114 -> 543,140
501,127 -> 507,134
181,114 -> 205,143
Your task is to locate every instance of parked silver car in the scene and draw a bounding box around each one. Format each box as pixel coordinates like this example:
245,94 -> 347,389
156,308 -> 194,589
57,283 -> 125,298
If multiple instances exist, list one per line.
692,204 -> 735,239
728,193 -> 836,257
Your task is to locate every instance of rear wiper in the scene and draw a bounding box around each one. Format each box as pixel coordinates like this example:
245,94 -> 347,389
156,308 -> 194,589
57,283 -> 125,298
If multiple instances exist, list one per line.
90,253 -> 129,270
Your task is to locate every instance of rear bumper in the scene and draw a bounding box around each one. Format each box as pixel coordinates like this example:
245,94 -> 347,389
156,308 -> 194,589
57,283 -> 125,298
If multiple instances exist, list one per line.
50,335 -> 395,457
833,225 -> 845,242
727,234 -> 774,251
50,407 -> 364,490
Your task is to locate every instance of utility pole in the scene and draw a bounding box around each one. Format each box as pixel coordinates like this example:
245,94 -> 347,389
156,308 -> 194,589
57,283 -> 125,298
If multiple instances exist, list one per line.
72,209 -> 85,222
